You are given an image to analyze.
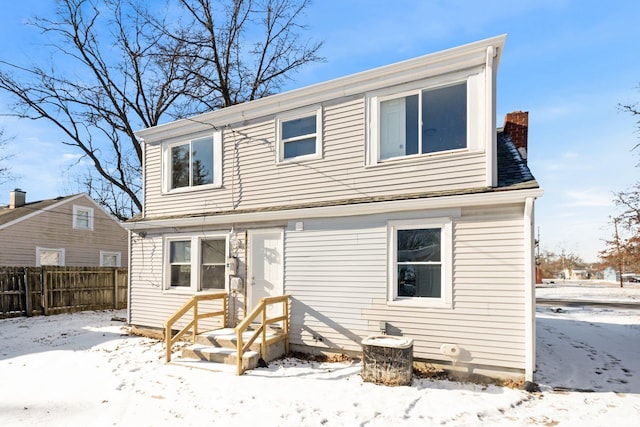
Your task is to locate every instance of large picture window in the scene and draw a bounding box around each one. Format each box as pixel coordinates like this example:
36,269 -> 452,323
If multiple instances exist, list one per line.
276,107 -> 322,162
164,131 -> 222,192
373,81 -> 468,163
165,235 -> 228,292
388,218 -> 452,307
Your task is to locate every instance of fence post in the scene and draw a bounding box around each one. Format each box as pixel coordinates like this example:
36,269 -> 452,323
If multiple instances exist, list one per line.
24,267 -> 31,317
113,268 -> 118,310
41,267 -> 48,316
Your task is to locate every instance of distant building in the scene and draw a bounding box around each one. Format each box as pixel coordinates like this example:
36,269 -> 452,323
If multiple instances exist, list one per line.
0,189 -> 128,267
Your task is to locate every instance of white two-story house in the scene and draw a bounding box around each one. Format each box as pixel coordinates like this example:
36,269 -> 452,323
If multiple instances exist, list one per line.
126,35 -> 543,381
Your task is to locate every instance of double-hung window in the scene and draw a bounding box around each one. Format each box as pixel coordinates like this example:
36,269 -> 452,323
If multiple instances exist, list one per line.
165,235 -> 227,292
276,106 -> 322,162
73,205 -> 94,230
388,218 -> 452,307
164,131 -> 222,192
372,81 -> 468,163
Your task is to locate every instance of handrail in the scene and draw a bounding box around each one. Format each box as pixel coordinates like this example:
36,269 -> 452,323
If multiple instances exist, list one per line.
235,294 -> 290,375
164,292 -> 228,363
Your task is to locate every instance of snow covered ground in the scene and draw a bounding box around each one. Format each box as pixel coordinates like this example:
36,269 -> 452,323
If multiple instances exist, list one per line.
1,282 -> 639,426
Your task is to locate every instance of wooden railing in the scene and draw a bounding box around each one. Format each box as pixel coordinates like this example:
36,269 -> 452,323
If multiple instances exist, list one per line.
164,292 -> 228,363
235,294 -> 290,375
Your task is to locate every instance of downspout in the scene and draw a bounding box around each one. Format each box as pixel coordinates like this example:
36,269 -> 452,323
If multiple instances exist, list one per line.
524,197 -> 536,381
127,229 -> 132,324
485,45 -> 496,187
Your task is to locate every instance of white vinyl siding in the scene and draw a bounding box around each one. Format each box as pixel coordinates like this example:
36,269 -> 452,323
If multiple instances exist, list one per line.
284,206 -> 527,371
143,97 -> 487,218
129,230 -> 245,330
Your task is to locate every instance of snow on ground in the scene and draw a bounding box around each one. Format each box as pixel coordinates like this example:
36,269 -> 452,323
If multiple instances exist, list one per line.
0,282 -> 639,426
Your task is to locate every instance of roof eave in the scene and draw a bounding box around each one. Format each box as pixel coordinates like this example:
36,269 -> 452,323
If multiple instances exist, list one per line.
136,34 -> 507,142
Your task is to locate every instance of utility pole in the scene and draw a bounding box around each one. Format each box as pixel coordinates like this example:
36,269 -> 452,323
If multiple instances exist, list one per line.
614,218 -> 624,288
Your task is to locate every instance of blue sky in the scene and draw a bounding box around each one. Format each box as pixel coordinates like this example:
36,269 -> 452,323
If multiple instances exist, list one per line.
1,0 -> 639,263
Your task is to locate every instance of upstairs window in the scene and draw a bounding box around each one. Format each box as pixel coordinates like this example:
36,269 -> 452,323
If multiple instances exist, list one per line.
164,131 -> 222,192
371,81 -> 468,163
380,82 -> 466,160
73,205 -> 94,230
277,107 -> 322,163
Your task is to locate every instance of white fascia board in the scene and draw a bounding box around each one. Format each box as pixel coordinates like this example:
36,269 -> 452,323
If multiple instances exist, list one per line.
136,35 -> 506,143
125,186 -> 542,231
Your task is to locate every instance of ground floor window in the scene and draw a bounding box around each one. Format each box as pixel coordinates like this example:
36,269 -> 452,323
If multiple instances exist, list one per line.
165,234 -> 227,292
36,247 -> 65,266
100,251 -> 121,267
388,218 -> 452,307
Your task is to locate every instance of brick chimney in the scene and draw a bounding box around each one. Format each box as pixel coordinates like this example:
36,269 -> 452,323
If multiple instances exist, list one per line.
9,189 -> 26,209
503,111 -> 528,162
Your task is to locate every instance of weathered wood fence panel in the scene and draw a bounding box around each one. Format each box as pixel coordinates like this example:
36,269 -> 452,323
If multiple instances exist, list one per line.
0,267 -> 127,319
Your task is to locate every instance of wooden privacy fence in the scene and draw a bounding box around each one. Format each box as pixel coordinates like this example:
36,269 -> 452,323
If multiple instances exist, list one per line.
0,266 -> 128,319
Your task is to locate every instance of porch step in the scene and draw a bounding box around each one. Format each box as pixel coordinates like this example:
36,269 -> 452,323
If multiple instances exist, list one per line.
178,326 -> 287,371
181,345 -> 260,370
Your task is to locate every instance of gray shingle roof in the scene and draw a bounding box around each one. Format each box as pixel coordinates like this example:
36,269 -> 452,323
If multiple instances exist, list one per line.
496,130 -> 537,189
0,195 -> 76,226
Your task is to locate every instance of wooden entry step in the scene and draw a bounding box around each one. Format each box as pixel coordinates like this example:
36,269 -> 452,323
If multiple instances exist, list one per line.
178,327 -> 286,371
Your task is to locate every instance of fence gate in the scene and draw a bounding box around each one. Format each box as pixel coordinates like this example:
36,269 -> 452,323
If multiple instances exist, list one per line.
0,267 -> 32,318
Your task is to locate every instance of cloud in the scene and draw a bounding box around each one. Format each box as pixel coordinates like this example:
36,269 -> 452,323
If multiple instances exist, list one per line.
562,189 -> 614,208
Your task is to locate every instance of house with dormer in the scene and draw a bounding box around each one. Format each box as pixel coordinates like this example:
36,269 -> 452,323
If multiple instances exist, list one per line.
125,35 -> 543,380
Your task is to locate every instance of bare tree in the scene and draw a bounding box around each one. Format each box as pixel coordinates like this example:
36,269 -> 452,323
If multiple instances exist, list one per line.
167,0 -> 323,112
0,0 -> 322,220
0,128 -> 15,185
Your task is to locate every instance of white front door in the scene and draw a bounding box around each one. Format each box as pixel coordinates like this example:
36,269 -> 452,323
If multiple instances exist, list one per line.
248,229 -> 284,318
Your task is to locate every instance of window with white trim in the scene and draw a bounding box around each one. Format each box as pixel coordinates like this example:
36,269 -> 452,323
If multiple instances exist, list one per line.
36,247 -> 65,266
100,251 -> 121,267
73,205 -> 94,230
163,131 -> 222,192
388,218 -> 452,307
276,106 -> 322,162
369,80 -> 471,164
381,82 -> 466,160
165,235 -> 227,291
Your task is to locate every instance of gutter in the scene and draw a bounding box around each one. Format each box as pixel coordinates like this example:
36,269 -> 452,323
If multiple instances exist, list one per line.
124,186 -> 543,231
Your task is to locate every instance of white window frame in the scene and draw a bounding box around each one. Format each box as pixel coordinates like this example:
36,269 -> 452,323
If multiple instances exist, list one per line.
73,205 -> 94,230
162,130 -> 223,193
276,105 -> 323,163
387,218 -> 453,308
36,247 -> 66,267
100,251 -> 122,267
367,70 -> 483,166
163,233 -> 229,293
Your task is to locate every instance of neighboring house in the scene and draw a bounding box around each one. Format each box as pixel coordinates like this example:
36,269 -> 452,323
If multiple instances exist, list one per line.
126,35 -> 543,380
0,190 -> 128,267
